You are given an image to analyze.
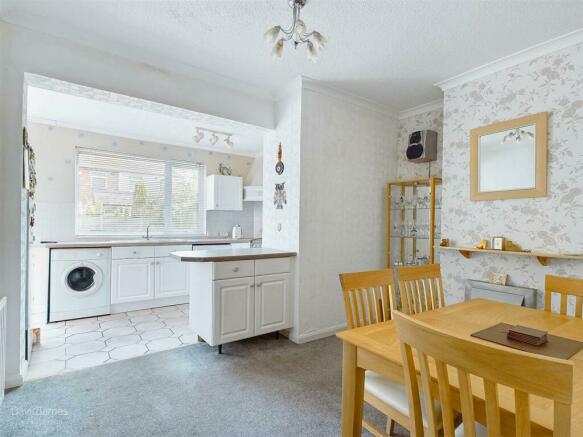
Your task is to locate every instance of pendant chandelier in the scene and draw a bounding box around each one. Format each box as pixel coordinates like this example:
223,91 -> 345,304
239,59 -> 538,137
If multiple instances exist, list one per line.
502,128 -> 535,144
264,0 -> 327,62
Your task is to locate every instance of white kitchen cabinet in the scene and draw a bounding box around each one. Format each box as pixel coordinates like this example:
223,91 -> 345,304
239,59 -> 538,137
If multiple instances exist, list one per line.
111,244 -> 190,308
243,186 -> 262,202
185,255 -> 293,348
213,277 -> 254,344
155,257 -> 190,299
254,273 -> 290,335
206,175 -> 243,211
111,258 -> 155,304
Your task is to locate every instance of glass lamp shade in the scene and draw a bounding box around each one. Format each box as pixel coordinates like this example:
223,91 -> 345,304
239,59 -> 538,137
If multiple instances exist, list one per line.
294,19 -> 306,37
193,130 -> 204,143
224,136 -> 234,150
209,133 -> 219,146
272,38 -> 285,59
264,26 -> 281,43
306,41 -> 318,62
312,31 -> 327,49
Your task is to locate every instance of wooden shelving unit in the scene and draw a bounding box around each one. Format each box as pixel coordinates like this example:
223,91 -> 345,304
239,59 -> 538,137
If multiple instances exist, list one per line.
437,246 -> 583,266
386,177 -> 442,268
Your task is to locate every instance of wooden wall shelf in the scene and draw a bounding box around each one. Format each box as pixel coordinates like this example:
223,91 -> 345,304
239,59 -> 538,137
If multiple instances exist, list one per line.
436,246 -> 583,266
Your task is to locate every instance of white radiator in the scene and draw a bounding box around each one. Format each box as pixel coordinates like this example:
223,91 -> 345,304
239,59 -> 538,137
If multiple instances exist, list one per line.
0,297 -> 6,405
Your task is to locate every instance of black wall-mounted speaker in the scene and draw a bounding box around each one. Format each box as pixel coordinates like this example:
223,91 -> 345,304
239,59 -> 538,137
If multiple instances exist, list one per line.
406,130 -> 438,163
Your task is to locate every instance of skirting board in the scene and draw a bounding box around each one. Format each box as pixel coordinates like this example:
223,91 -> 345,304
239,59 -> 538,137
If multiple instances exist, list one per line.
285,322 -> 347,344
6,372 -> 24,389
110,295 -> 188,314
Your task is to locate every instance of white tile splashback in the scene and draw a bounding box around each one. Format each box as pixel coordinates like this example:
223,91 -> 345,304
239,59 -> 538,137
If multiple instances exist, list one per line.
35,200 -> 261,242
34,202 -> 75,242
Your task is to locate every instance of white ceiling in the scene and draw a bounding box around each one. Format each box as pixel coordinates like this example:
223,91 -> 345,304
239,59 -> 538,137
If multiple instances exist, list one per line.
27,87 -> 266,156
4,1 -> 583,111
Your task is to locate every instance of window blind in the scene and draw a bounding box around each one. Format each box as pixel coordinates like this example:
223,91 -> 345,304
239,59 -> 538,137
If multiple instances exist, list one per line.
76,148 -> 205,236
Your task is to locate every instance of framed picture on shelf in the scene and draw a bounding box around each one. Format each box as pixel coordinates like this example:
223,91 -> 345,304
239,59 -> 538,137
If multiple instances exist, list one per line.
492,236 -> 505,250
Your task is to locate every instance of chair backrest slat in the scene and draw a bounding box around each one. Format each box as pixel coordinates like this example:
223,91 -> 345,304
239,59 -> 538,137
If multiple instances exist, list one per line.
394,312 -> 576,437
397,264 -> 445,315
357,288 -> 366,325
416,348 -> 438,433
545,275 -> 583,318
515,390 -> 531,437
457,368 -> 476,437
435,359 -> 456,437
339,269 -> 397,329
484,379 -> 501,436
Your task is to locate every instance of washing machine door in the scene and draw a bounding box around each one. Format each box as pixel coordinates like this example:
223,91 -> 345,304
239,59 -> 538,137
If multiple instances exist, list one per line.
62,262 -> 103,296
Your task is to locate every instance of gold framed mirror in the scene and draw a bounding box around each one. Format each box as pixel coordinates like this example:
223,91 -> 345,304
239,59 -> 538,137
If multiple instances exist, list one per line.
470,112 -> 547,201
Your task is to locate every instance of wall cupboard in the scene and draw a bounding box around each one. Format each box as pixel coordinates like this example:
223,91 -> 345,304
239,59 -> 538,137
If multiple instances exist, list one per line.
206,175 -> 243,211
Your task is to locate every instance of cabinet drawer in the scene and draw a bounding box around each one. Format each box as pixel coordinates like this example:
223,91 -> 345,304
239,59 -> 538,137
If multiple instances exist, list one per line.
154,244 -> 191,258
213,260 -> 254,280
255,258 -> 291,276
112,246 -> 155,259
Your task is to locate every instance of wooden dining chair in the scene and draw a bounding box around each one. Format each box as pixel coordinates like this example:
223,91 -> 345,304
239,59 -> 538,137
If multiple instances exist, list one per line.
394,311 -> 578,437
396,264 -> 446,315
339,269 -> 397,329
545,274 -> 583,318
339,269 -> 410,436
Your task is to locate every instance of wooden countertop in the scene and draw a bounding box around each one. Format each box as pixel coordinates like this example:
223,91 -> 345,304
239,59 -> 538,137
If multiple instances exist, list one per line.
171,248 -> 297,262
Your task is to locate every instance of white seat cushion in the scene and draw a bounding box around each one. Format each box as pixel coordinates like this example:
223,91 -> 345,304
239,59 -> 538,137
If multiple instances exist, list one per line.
454,422 -> 488,437
364,371 -> 443,428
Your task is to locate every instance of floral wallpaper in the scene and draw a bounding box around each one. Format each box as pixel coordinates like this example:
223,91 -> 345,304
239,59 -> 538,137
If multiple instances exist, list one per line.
397,108 -> 444,179
440,42 -> 583,309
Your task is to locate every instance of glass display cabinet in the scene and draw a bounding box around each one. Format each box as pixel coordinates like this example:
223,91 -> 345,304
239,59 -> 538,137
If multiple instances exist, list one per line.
386,177 -> 442,267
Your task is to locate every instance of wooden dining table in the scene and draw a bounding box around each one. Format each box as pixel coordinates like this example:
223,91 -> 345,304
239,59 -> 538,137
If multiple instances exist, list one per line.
336,299 -> 583,436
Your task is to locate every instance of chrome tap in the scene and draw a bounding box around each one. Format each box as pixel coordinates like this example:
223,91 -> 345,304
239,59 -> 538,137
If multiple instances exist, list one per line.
144,224 -> 151,240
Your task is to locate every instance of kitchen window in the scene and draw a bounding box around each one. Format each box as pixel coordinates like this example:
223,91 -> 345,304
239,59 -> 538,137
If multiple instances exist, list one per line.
76,148 -> 205,237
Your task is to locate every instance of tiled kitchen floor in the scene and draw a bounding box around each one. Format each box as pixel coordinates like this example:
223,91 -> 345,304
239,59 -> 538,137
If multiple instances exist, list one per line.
27,304 -> 197,380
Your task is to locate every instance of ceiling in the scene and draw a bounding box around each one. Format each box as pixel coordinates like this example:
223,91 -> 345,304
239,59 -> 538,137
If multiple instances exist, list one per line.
4,1 -> 583,111
27,87 -> 266,156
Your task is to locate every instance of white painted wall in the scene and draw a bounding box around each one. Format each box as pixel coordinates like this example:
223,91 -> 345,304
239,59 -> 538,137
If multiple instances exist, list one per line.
27,123 -> 261,243
0,21 -> 274,387
262,79 -> 302,253
297,83 -> 398,341
263,78 -> 399,343
262,78 -> 303,335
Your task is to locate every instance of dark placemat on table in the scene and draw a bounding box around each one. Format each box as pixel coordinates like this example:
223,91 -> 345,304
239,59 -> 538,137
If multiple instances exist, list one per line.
471,323 -> 583,360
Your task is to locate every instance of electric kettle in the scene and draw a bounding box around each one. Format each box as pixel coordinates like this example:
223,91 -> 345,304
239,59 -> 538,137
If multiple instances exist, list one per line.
232,224 -> 242,239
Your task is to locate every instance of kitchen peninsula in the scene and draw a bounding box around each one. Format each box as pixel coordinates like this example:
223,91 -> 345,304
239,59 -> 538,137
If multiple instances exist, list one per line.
172,248 -> 296,353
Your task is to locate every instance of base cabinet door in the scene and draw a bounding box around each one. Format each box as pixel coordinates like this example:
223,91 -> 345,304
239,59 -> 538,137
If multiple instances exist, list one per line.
111,258 -> 155,304
254,273 -> 290,335
213,277 -> 254,344
155,257 -> 189,298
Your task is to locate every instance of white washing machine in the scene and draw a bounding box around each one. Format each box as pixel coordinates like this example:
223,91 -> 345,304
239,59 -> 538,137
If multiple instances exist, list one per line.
49,248 -> 111,322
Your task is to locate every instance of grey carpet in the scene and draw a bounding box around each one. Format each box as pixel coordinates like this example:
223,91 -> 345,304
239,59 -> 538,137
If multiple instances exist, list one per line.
1,335 -> 408,437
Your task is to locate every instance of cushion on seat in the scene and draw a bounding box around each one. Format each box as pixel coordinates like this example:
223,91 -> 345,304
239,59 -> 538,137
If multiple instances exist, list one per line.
364,371 -> 443,428
454,422 -> 488,437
